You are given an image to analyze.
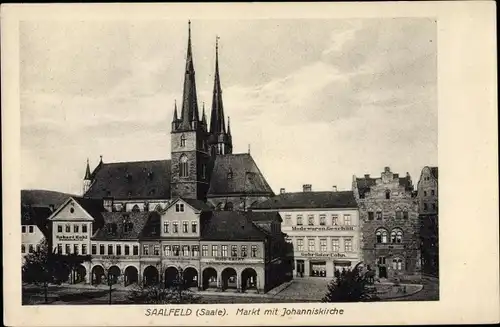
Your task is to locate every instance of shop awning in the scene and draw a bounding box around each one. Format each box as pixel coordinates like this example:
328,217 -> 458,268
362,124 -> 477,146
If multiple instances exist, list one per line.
333,260 -> 352,265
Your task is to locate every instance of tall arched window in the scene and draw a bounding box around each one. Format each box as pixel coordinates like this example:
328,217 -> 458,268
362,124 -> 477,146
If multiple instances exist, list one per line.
180,155 -> 188,177
180,134 -> 186,147
395,207 -> 402,219
390,228 -> 403,243
392,257 -> 403,270
376,229 -> 388,243
385,190 -> 391,199
131,205 -> 140,213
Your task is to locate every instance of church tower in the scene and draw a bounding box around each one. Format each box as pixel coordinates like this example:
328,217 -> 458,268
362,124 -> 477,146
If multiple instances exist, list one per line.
171,21 -> 211,200
83,158 -> 92,194
208,37 -> 233,157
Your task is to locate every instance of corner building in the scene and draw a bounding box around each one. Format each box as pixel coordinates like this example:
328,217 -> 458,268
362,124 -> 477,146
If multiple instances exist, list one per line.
353,167 -> 421,280
252,185 -> 362,278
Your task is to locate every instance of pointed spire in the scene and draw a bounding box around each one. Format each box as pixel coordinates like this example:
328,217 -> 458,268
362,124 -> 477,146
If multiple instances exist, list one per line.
227,116 -> 231,135
210,35 -> 226,135
202,102 -> 207,125
180,20 -> 199,129
173,100 -> 178,121
84,158 -> 91,180
99,155 -> 103,164
248,144 -> 251,154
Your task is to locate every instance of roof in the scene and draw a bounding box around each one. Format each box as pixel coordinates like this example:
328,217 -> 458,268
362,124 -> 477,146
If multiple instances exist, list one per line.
207,153 -> 274,196
71,197 -> 106,232
250,191 -> 358,210
84,160 -> 171,200
93,211 -> 157,240
21,205 -> 53,236
200,211 -> 269,241
167,197 -> 213,212
245,211 -> 282,223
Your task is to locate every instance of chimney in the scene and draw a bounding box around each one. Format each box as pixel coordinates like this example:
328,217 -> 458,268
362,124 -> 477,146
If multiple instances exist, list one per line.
364,174 -> 370,179
303,184 -> 312,192
384,166 -> 391,172
49,204 -> 55,212
280,188 -> 286,194
332,186 -> 337,192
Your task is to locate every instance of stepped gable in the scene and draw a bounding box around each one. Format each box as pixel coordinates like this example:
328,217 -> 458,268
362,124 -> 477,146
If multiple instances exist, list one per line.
207,153 -> 274,196
84,160 -> 171,200
200,211 -> 269,241
251,191 -> 357,210
92,211 -> 156,240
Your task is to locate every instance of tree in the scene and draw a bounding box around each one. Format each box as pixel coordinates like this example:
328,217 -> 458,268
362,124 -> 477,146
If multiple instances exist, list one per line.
22,239 -> 92,303
322,263 -> 379,303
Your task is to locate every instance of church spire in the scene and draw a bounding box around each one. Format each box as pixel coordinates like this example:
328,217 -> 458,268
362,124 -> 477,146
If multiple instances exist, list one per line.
180,20 -> 199,129
173,100 -> 178,121
84,158 -> 91,180
202,102 -> 207,125
227,116 -> 231,135
209,35 -> 226,135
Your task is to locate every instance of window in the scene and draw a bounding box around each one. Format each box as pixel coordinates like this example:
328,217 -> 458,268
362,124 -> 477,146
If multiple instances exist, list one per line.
74,244 -> 79,255
424,191 -> 427,196
91,244 -> 96,255
391,229 -> 403,243
191,221 -> 197,233
424,203 -> 428,211
99,244 -> 105,255
308,215 -> 314,226
192,245 -> 199,257
65,244 -> 71,254
163,222 -> 169,233
431,189 -> 435,196
173,245 -> 180,256
21,244 -> 26,253
376,229 -> 388,243
65,224 -> 71,233
154,245 -> 160,256
180,155 -> 189,177
241,245 -> 248,257
231,245 -> 238,257
403,210 -> 409,219
108,245 -> 113,255
396,209 -> 403,219
221,245 -> 228,257
378,256 -> 386,265
133,245 -> 139,255
285,215 -> 292,225
29,244 -> 34,253
202,164 -> 206,179
82,224 -> 87,233
124,245 -> 130,255
175,203 -> 185,212
297,239 -> 304,251
385,190 -> 391,199
57,244 -> 63,254
202,245 -> 208,257
29,226 -> 34,233
392,258 -> 403,270
142,245 -> 149,255
182,245 -> 189,256
116,245 -> 122,255
344,239 -> 353,252
332,215 -> 339,225
368,211 -> 374,221
376,211 -> 383,220
296,215 -> 303,226
212,245 -> 218,257
124,222 -> 133,233
251,245 -> 258,257
320,239 -> 327,252
180,134 -> 186,147
183,221 -> 189,233
173,222 -> 179,233
308,239 -> 315,251
319,215 -> 326,226
432,203 -> 436,210
57,225 -> 62,233
164,245 -> 171,256
74,225 -> 79,233
344,215 -> 351,225
22,226 -> 26,233
332,239 -> 339,252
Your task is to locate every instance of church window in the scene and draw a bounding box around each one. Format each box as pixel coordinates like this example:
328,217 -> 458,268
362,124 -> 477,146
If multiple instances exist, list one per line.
180,155 -> 189,177
376,228 -> 388,243
180,134 -> 186,147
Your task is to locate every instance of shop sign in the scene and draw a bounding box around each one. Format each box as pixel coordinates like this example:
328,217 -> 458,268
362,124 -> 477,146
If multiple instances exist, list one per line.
56,235 -> 88,241
202,257 -> 263,264
292,226 -> 354,232
300,252 -> 347,258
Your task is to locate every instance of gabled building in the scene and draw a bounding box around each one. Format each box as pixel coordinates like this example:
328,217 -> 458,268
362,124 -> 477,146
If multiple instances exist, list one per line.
417,166 -> 439,277
352,167 -> 420,280
21,205 -> 53,261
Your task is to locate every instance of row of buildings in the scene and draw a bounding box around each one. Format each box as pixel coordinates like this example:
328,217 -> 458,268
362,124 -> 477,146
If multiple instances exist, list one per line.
21,22 -> 439,293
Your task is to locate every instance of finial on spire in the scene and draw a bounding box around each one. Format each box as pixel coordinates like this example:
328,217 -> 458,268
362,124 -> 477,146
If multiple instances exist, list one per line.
248,144 -> 251,154
99,155 -> 103,163
173,100 -> 178,122
188,20 -> 191,37
227,116 -> 231,135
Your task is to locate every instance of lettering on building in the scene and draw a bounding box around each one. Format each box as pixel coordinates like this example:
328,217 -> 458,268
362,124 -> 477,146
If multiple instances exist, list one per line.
55,235 -> 88,241
291,226 -> 355,232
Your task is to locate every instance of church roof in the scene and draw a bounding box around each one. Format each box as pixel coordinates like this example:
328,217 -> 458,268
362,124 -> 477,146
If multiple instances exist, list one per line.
84,160 -> 171,200
251,191 -> 358,210
93,211 -> 157,240
200,211 -> 269,241
207,153 -> 274,197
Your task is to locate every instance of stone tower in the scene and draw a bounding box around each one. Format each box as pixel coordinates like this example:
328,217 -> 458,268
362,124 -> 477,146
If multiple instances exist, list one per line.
170,21 -> 211,200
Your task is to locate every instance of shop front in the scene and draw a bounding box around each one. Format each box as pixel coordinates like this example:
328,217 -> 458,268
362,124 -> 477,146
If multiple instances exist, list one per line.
295,252 -> 360,278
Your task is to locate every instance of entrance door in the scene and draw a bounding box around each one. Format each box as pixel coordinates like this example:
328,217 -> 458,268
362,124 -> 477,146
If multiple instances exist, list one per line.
378,266 -> 387,278
296,260 -> 305,277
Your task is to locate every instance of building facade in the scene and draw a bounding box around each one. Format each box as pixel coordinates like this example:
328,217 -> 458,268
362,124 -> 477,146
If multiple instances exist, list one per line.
251,185 -> 362,278
417,166 -> 439,277
353,167 -> 421,280
21,205 -> 52,261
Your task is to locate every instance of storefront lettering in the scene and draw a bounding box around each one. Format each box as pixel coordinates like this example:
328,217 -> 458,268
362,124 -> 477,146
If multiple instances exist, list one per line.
55,235 -> 88,241
291,226 -> 354,232
300,252 -> 347,258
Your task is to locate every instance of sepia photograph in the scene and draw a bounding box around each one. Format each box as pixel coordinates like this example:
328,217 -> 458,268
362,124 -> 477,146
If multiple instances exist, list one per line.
2,2 -> 498,326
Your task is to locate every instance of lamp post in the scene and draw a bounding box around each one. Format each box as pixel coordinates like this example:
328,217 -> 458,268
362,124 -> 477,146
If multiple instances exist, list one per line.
177,266 -> 184,303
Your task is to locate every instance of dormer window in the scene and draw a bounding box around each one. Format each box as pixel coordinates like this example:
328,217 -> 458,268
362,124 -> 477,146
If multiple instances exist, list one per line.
180,134 -> 186,147
107,223 -> 118,235
175,203 -> 185,212
123,222 -> 133,233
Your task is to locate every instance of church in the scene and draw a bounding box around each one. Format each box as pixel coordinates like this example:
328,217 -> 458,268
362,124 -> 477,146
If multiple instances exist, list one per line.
82,21 -> 275,211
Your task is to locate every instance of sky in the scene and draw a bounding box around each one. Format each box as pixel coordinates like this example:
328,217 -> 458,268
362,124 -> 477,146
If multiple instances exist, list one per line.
20,18 -> 437,195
